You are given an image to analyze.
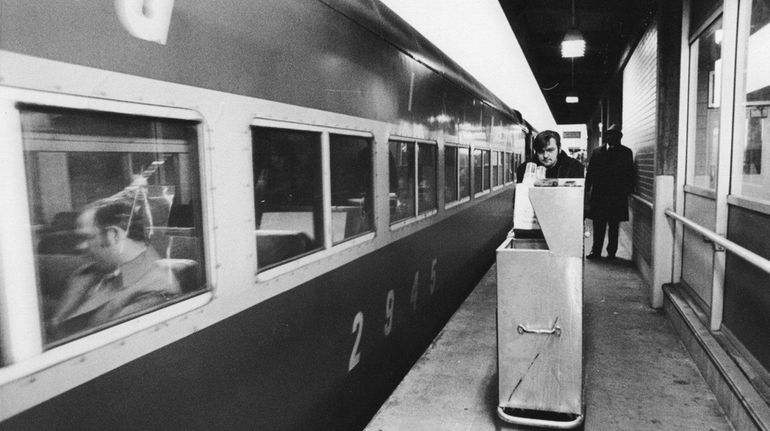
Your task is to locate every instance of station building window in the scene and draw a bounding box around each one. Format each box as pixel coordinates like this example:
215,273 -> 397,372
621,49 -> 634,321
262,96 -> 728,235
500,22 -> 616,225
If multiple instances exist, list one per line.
732,0 -> 770,201
252,126 -> 374,271
687,17 -> 723,190
389,139 -> 437,224
20,105 -> 207,345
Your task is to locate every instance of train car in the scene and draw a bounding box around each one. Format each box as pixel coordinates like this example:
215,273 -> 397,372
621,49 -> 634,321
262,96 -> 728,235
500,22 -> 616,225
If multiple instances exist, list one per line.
0,1 -> 528,429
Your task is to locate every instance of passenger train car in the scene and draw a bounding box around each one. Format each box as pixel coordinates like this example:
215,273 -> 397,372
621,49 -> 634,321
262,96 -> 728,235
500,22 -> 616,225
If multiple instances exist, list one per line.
0,1 -> 529,429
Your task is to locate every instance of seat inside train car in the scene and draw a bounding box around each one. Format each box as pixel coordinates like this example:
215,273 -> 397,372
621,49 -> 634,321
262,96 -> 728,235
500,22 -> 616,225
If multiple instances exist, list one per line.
255,205 -> 367,269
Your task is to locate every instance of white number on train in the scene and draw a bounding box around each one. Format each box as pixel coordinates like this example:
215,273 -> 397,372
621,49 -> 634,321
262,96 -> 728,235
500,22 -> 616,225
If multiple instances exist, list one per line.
410,272 -> 419,312
429,258 -> 437,294
348,311 -> 364,371
384,289 -> 395,336
115,0 -> 175,45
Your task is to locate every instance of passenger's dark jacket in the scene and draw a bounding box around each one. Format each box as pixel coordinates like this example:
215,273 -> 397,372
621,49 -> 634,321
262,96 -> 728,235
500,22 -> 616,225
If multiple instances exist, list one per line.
515,150 -> 585,182
585,143 -> 635,221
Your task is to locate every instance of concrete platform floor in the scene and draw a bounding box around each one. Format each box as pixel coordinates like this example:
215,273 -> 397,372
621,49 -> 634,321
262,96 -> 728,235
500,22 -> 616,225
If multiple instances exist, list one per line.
365,241 -> 733,430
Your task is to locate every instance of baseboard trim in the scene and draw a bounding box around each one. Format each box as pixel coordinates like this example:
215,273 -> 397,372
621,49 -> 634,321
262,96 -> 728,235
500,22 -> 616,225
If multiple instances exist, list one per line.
664,284 -> 770,431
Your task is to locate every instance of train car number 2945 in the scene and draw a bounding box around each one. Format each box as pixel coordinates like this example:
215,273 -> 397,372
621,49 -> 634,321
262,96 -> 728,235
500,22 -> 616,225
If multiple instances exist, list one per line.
348,258 -> 438,372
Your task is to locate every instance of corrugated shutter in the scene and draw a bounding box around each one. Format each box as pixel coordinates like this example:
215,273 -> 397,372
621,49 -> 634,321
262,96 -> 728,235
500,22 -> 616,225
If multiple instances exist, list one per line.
623,21 -> 657,266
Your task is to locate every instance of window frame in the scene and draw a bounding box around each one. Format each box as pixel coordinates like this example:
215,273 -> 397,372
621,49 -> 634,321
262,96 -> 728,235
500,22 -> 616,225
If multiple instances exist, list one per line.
444,142 -> 471,209
251,119 -> 375,279
0,88 -> 214,366
473,147 -> 491,197
685,14 -> 724,192
388,136 -> 438,230
729,0 -> 770,212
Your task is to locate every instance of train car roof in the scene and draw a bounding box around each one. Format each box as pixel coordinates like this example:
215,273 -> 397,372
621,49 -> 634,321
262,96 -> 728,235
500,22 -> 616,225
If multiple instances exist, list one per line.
321,0 -> 524,126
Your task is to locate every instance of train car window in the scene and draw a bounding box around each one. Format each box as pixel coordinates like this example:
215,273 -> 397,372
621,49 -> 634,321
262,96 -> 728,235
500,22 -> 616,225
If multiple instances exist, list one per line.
445,146 -> 458,203
686,17 -> 723,190
504,153 -> 512,183
19,105 -> 207,345
417,143 -> 437,213
390,140 -> 416,223
473,149 -> 483,194
252,127 -> 324,271
459,147 -> 470,199
473,149 -> 491,194
329,134 -> 374,244
732,1 -> 770,202
492,151 -> 501,187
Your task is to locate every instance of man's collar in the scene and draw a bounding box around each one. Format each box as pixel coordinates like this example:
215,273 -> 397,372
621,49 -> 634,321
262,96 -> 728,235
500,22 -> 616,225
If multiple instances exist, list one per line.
118,246 -> 158,286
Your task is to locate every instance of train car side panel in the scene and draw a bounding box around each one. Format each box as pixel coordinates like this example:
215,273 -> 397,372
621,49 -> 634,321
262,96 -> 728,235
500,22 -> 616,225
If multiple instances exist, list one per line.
0,190 -> 512,431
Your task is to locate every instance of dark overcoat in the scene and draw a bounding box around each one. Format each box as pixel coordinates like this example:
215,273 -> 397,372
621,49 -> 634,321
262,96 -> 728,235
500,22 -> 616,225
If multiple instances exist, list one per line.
585,144 -> 635,221
515,150 -> 585,182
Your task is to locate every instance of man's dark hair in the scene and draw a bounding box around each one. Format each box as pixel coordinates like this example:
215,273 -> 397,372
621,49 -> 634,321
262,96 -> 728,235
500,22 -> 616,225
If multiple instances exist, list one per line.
533,130 -> 561,152
92,199 -> 147,242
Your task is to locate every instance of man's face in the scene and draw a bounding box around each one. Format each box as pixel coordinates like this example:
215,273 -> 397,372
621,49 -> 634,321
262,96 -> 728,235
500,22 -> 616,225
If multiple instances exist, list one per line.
75,209 -> 121,270
536,138 -> 559,168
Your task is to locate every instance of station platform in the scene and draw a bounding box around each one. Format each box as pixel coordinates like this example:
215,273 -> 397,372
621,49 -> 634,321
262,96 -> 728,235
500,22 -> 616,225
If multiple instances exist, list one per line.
365,239 -> 733,430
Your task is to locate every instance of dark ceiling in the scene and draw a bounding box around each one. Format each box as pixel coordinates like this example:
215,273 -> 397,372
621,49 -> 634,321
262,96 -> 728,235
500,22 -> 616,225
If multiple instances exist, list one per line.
499,0 -> 657,125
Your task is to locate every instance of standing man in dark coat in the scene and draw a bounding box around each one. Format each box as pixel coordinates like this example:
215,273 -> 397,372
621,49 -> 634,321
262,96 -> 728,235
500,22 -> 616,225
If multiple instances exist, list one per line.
585,124 -> 635,260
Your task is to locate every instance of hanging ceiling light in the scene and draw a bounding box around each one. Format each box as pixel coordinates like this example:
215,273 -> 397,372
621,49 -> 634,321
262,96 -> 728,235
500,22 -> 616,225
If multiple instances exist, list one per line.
561,0 -> 585,58
565,58 -> 579,103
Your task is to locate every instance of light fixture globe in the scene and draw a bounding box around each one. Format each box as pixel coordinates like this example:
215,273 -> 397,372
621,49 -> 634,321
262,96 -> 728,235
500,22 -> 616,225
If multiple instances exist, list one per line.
561,28 -> 585,58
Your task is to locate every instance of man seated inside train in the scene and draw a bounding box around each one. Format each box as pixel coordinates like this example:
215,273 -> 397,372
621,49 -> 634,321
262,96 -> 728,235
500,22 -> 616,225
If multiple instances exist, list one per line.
515,130 -> 584,182
49,198 -> 181,340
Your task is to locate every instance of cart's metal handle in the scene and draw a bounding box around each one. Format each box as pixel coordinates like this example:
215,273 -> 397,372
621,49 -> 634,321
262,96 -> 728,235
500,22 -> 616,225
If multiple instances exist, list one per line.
517,324 -> 561,336
497,406 -> 582,429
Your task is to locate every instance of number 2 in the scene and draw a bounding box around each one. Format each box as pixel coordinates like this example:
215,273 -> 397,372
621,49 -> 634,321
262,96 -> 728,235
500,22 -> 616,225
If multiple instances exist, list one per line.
348,311 -> 364,371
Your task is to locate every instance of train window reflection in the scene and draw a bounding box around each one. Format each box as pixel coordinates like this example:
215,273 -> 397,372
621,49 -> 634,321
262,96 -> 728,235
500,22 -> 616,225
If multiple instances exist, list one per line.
445,146 -> 458,203
504,153 -> 511,183
330,134 -> 373,244
417,143 -> 437,213
389,141 -> 415,223
733,2 -> 770,201
20,105 -> 207,345
473,149 -> 490,194
252,127 -> 323,271
492,151 -> 501,187
459,147 -> 470,199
